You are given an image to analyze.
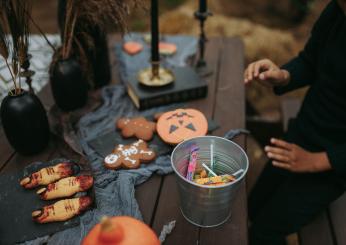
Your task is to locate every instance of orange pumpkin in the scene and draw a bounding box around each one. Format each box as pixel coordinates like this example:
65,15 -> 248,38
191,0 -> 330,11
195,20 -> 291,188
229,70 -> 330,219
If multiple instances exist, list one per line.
82,216 -> 160,245
157,108 -> 208,145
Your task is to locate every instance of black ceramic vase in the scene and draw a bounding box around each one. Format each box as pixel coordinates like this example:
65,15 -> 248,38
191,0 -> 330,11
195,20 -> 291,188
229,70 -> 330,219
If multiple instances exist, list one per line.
58,0 -> 111,89
0,90 -> 50,155
89,29 -> 111,89
50,57 -> 88,111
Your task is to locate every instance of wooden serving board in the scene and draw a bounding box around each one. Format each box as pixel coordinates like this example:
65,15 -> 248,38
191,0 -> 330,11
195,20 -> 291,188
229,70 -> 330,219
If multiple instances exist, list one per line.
0,159 -> 95,245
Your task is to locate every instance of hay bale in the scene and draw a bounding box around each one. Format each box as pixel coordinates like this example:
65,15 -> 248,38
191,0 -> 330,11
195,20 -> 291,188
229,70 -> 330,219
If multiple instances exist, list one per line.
160,1 -> 298,65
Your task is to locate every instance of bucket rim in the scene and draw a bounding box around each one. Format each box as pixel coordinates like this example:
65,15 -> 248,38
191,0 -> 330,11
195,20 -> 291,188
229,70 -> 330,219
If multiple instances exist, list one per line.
170,135 -> 249,189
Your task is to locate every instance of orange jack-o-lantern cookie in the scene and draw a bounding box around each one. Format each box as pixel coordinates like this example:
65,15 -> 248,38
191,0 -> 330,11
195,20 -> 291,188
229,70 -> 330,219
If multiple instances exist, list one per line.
116,117 -> 156,141
157,108 -> 208,145
104,140 -> 156,170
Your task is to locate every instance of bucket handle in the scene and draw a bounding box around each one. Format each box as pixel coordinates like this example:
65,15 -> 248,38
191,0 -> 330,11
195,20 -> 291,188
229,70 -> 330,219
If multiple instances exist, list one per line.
224,129 -> 250,141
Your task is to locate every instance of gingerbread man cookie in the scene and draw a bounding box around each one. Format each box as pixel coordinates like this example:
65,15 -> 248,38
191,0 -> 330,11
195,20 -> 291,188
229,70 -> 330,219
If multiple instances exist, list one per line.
104,140 -> 156,170
116,117 -> 156,141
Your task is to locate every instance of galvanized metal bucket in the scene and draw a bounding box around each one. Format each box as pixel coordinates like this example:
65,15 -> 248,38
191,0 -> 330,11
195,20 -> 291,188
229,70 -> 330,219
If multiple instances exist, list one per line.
171,135 -> 249,227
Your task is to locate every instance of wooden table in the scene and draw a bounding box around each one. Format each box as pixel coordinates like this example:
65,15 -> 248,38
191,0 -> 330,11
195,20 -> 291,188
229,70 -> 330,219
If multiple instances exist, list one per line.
0,36 -> 247,244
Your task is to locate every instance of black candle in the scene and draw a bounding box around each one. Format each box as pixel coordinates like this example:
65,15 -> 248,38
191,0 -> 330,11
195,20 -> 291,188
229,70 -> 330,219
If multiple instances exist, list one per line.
199,0 -> 207,13
151,0 -> 159,63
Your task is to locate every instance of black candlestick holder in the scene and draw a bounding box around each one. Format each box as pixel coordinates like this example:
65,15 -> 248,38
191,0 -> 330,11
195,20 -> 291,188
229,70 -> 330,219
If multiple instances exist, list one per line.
194,10 -> 213,77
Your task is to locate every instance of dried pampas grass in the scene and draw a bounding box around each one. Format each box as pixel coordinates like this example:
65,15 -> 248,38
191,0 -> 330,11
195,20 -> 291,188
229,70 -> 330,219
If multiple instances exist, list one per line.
0,0 -> 32,95
75,0 -> 142,32
61,0 -> 143,59
0,26 -> 9,61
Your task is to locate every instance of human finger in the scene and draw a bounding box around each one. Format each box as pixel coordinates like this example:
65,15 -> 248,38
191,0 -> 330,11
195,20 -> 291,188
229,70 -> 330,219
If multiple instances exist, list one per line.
272,161 -> 292,170
244,68 -> 250,84
247,62 -> 256,81
254,60 -> 271,77
265,146 -> 290,156
267,152 -> 290,163
270,138 -> 293,151
259,70 -> 282,81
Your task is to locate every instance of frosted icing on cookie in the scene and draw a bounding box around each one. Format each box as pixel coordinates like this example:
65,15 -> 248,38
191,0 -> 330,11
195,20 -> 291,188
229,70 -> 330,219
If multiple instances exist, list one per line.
104,140 -> 156,170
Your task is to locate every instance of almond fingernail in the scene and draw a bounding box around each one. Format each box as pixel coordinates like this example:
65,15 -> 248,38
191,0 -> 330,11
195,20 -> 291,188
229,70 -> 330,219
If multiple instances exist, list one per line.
32,210 -> 42,218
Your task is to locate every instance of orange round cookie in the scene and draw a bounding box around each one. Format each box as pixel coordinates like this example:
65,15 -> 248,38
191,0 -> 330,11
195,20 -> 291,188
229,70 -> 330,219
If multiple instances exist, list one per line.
159,42 -> 177,56
156,108 -> 208,145
123,41 -> 143,55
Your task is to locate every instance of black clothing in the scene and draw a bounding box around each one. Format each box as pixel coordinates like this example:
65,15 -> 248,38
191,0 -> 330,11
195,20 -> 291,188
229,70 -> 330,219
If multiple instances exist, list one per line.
249,1 -> 346,244
275,0 -> 346,178
249,122 -> 345,245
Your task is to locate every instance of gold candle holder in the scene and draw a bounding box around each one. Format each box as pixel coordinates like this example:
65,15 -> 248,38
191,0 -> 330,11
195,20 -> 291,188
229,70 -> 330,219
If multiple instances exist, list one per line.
138,62 -> 174,87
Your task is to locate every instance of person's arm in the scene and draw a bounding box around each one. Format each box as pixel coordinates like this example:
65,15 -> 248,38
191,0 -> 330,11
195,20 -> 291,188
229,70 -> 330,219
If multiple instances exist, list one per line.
265,138 -> 346,176
274,1 -> 338,95
265,138 -> 332,173
327,143 -> 346,178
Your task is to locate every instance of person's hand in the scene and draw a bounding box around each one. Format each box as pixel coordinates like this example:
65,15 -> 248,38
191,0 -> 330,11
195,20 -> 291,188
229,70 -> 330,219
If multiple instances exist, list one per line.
265,138 -> 332,173
244,59 -> 290,87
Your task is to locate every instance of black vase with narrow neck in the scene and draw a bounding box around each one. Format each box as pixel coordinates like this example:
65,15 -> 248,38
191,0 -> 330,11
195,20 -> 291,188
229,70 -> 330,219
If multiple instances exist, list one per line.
0,90 -> 50,155
58,0 -> 111,89
50,57 -> 88,111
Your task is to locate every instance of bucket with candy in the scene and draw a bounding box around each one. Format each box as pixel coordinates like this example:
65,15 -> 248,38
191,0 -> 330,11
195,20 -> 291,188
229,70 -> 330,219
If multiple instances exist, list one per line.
171,134 -> 249,227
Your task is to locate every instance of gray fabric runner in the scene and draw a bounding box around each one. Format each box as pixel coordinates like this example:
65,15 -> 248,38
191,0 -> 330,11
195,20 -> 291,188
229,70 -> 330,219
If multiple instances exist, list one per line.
22,34 -> 197,245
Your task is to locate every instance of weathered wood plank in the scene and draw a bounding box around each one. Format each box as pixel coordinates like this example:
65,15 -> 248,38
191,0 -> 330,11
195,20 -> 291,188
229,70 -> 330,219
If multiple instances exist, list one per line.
0,128 -> 15,170
299,212 -> 334,245
0,138 -> 57,174
0,36 -> 248,244
199,181 -> 247,245
106,34 -> 165,225
151,38 -> 224,243
329,193 -> 346,245
138,36 -> 222,235
152,174 -> 200,244
212,38 -> 245,137
199,37 -> 248,245
188,37 -> 223,119
135,175 -> 163,225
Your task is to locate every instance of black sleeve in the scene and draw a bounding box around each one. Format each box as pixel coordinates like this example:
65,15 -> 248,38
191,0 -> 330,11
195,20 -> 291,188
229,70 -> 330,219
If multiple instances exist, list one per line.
274,1 -> 338,95
327,143 -> 346,178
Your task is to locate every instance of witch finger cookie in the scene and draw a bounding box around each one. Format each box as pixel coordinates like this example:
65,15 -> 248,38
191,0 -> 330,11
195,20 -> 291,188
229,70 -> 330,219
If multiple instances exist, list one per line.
104,140 -> 156,170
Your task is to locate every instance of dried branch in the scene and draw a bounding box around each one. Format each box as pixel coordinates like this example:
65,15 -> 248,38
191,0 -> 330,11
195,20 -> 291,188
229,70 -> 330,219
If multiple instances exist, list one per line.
22,5 -> 56,52
0,0 -> 32,94
0,26 -> 9,60
60,0 -> 144,58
